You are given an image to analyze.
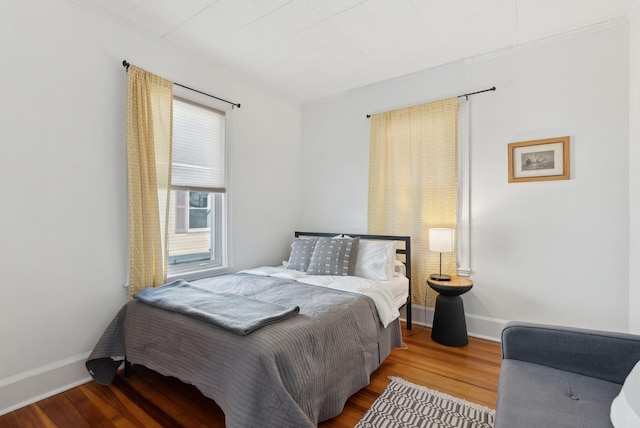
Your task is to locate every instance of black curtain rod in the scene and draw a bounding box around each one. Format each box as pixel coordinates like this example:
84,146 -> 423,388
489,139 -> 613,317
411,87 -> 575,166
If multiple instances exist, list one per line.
365,86 -> 495,118
458,86 -> 496,99
122,60 -> 241,109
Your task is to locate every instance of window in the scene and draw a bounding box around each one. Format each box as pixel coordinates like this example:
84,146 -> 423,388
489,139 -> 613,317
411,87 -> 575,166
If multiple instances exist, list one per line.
175,190 -> 211,232
167,98 -> 226,274
187,191 -> 210,229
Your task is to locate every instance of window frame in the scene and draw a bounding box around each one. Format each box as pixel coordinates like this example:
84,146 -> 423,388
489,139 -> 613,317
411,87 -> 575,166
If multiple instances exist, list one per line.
457,98 -> 471,277
166,93 -> 231,280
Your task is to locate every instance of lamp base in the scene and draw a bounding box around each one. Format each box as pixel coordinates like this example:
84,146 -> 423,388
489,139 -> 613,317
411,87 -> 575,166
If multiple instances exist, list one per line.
430,273 -> 451,281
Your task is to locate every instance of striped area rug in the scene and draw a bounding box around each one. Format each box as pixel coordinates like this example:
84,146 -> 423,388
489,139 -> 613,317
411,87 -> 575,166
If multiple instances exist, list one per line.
356,377 -> 495,428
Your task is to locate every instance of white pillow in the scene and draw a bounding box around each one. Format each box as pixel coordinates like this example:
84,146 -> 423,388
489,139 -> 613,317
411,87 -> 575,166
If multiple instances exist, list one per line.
394,259 -> 406,276
611,359 -> 640,427
354,239 -> 396,281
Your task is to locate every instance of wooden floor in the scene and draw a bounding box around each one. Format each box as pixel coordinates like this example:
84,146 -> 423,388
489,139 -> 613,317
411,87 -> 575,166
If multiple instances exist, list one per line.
0,324 -> 502,427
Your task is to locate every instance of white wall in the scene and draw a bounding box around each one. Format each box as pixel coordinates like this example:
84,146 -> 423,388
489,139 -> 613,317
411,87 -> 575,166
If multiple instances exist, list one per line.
302,23 -> 630,338
0,0 -> 301,414
630,3 -> 640,334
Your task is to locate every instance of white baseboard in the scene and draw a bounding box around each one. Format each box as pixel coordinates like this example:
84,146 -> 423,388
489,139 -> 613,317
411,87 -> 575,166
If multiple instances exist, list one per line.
0,352 -> 92,416
401,304 -> 507,343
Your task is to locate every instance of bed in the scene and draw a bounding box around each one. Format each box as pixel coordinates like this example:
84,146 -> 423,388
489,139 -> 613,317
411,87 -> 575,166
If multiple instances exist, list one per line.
86,232 -> 411,428
294,231 -> 412,329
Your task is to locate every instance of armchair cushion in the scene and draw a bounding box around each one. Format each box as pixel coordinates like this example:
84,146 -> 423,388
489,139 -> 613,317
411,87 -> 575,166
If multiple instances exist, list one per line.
497,359 -> 620,428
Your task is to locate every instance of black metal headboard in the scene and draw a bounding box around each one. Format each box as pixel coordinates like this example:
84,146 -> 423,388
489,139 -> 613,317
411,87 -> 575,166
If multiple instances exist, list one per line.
294,231 -> 412,330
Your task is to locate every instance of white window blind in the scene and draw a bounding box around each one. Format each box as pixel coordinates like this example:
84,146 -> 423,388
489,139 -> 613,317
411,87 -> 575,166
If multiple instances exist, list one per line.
172,98 -> 225,192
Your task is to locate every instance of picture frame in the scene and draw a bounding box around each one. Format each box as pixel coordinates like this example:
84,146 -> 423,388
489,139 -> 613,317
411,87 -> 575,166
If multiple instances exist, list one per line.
508,136 -> 570,183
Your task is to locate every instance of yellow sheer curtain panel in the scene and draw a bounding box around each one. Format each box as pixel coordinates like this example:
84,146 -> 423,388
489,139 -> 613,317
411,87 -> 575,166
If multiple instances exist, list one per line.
368,97 -> 458,306
127,65 -> 173,297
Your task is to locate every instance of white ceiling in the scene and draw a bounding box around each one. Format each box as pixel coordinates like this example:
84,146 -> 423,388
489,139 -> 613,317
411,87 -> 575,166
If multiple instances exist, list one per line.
69,0 -> 634,103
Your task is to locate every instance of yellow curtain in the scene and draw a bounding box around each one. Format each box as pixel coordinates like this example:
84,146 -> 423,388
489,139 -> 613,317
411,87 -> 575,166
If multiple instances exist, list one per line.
368,97 -> 458,306
126,65 -> 173,297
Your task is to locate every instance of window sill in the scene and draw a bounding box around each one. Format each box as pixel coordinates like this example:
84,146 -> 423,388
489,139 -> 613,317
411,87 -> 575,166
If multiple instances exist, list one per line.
167,265 -> 233,282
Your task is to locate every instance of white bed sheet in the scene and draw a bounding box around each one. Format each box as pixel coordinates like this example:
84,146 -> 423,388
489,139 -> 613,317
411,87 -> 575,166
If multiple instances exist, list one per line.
387,275 -> 410,308
238,266 -> 409,327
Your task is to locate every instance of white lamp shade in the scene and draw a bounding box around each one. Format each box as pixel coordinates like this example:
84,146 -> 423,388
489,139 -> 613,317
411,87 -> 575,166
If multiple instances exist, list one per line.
429,228 -> 455,253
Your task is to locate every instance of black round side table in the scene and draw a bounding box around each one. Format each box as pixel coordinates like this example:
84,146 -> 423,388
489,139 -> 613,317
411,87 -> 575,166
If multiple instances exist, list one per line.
427,276 -> 474,347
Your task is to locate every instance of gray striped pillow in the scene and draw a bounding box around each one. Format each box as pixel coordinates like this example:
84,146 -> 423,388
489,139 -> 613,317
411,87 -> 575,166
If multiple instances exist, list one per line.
287,238 -> 318,271
307,237 -> 360,276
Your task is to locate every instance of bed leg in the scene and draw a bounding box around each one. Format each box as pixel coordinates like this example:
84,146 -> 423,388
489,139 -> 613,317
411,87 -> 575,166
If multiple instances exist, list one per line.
406,299 -> 412,330
124,358 -> 132,377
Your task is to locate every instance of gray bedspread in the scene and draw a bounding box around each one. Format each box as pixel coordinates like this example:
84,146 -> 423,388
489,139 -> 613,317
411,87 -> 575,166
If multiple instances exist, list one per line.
134,279 -> 300,335
86,273 -> 402,428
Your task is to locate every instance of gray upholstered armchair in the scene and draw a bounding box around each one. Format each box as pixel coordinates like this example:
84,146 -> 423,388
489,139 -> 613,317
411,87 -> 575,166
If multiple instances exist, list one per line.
495,322 -> 640,428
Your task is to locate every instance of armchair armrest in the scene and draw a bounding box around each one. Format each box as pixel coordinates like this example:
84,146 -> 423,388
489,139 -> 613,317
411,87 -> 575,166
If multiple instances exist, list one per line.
501,322 -> 640,385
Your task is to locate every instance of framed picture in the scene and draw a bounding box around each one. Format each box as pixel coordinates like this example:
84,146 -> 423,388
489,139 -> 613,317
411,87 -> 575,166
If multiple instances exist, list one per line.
508,136 -> 570,183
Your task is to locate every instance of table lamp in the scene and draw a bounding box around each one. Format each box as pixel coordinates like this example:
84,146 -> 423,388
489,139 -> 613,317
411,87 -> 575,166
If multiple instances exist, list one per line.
429,228 -> 454,281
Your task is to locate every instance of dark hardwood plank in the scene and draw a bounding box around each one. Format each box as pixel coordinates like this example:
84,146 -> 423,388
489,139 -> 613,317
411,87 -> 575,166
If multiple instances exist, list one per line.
0,324 -> 501,427
125,365 -> 225,427
79,376 -> 165,427
35,393 -> 92,428
110,376 -> 183,428
0,404 -> 56,428
63,386 -> 115,428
